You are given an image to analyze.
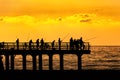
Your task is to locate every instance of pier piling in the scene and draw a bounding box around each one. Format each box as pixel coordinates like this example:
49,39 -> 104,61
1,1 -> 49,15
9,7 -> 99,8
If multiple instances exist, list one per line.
23,54 -> 26,70
33,55 -> 37,70
60,54 -> 63,70
5,55 -> 9,70
11,55 -> 14,70
49,54 -> 53,70
39,54 -> 42,70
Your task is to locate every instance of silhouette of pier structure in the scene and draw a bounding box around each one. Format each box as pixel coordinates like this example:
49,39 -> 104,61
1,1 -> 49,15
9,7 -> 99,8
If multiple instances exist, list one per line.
0,38 -> 91,71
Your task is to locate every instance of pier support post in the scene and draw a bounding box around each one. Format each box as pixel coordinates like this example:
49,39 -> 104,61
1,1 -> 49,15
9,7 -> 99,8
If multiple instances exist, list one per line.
0,55 -> 4,71
5,55 -> 9,70
49,54 -> 53,70
77,54 -> 82,70
23,54 -> 26,70
11,55 -> 14,70
32,55 -> 36,70
60,54 -> 64,70
39,54 -> 42,70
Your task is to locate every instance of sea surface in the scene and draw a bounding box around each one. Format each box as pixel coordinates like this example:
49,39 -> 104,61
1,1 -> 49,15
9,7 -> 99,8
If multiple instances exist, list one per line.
2,46 -> 120,70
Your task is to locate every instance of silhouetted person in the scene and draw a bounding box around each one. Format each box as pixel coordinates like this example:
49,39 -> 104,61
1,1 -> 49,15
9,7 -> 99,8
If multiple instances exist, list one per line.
58,38 -> 61,50
16,38 -> 19,50
40,38 -> 44,50
79,37 -> 83,50
36,39 -> 39,50
29,39 -> 32,50
73,39 -> 77,50
76,39 -> 79,50
70,37 -> 74,50
23,42 -> 27,50
44,43 -> 49,50
0,55 -> 4,71
52,40 -> 55,50
74,39 -> 79,50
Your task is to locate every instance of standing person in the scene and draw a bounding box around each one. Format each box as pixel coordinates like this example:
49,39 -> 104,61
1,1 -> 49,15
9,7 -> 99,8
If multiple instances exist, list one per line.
16,38 -> 19,50
29,39 -> 32,50
51,40 -> 55,50
58,38 -> 61,50
74,39 -> 77,50
40,38 -> 44,50
0,55 -> 4,71
79,37 -> 83,50
36,39 -> 39,50
24,42 -> 27,50
70,37 -> 73,50
76,39 -> 79,50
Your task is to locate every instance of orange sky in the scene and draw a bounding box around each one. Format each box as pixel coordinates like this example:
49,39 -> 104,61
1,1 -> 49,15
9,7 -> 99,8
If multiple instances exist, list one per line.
0,0 -> 120,45
0,0 -> 120,15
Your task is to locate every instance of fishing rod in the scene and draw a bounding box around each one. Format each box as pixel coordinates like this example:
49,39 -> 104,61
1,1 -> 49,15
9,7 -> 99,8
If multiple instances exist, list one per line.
84,37 -> 96,41
61,33 -> 70,41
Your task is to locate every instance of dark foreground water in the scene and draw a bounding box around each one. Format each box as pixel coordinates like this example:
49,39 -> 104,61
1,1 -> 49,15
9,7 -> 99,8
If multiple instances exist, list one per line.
2,46 -> 120,70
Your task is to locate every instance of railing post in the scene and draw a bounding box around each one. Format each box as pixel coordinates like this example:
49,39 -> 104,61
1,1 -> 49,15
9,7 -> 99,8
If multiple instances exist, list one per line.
60,54 -> 64,70
11,55 -> 14,70
23,54 -> 26,70
49,54 -> 53,70
0,55 -> 4,71
32,55 -> 36,70
5,55 -> 9,70
77,54 -> 82,70
39,54 -> 42,70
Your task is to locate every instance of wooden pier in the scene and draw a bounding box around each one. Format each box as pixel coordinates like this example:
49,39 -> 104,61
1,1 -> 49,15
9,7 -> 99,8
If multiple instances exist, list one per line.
0,41 -> 91,71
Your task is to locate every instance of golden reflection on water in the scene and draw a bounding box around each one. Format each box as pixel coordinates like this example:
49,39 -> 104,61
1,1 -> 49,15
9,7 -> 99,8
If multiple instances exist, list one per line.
1,46 -> 120,70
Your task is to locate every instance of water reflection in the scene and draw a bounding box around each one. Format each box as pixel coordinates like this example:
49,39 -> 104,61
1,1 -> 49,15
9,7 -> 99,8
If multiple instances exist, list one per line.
1,46 -> 120,70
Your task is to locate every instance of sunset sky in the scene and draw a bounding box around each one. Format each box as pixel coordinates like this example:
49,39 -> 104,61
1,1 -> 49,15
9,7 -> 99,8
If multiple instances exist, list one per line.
0,0 -> 120,45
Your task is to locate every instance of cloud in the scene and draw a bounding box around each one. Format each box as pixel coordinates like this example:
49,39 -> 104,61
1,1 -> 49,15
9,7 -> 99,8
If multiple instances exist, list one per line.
80,19 -> 91,23
0,13 -> 120,26
0,13 -> 120,45
0,13 -> 119,25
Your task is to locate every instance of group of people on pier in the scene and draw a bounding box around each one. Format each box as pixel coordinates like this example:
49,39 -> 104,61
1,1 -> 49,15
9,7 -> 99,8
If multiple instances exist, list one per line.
15,37 -> 85,50
0,37 -> 85,50
0,37 -> 86,71
21,38 -> 62,50
70,37 -> 85,50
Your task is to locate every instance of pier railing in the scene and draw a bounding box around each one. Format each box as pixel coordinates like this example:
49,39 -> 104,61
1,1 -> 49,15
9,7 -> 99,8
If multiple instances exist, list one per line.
0,42 -> 90,51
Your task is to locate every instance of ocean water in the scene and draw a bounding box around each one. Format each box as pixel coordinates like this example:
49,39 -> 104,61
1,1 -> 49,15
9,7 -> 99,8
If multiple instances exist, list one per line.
2,46 -> 120,70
